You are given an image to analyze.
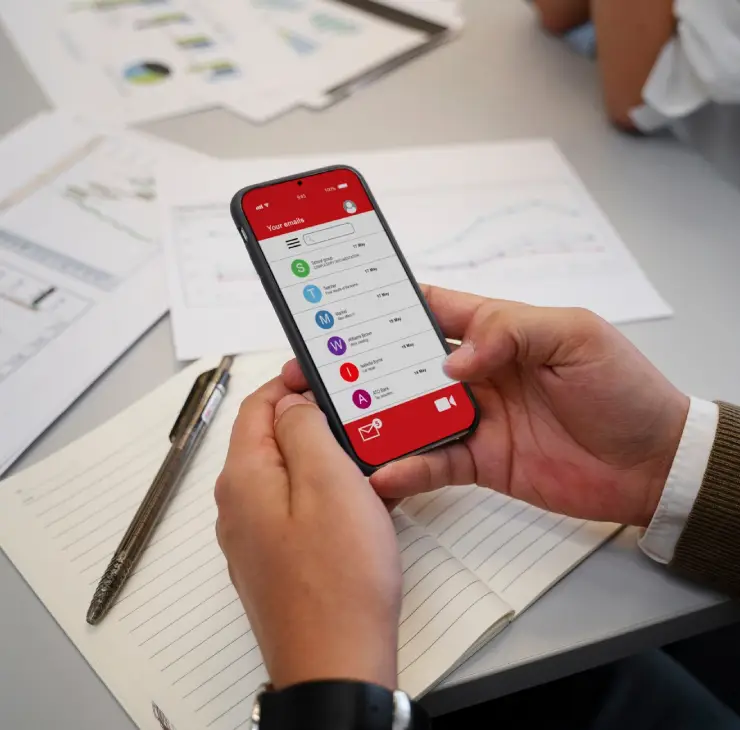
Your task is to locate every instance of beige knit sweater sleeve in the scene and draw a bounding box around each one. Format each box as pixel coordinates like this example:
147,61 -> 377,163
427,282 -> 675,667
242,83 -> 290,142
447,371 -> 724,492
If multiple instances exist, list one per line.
671,402 -> 740,595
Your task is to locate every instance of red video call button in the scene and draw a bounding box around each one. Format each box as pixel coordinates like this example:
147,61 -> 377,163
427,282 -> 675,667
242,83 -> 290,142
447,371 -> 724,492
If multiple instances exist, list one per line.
345,383 -> 476,467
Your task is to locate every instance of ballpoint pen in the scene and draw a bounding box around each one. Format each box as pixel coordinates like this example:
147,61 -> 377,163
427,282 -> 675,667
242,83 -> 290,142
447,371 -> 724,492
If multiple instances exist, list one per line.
86,356 -> 234,625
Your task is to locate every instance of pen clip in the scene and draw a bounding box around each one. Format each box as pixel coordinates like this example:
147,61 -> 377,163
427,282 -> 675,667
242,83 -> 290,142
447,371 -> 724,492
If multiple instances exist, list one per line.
169,369 -> 215,443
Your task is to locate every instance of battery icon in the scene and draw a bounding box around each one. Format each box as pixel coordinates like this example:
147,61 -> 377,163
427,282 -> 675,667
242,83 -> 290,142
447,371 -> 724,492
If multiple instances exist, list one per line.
338,183 -> 348,189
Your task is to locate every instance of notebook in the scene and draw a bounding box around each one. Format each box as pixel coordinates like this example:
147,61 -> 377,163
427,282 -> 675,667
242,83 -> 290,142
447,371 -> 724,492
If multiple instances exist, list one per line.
0,353 -> 620,730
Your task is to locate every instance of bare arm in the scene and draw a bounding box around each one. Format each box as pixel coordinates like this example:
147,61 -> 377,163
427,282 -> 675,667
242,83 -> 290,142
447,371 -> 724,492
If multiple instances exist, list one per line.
591,0 -> 676,129
534,0 -> 591,34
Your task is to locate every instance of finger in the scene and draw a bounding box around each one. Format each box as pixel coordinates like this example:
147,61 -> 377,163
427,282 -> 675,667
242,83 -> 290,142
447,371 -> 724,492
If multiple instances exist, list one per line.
219,376 -> 293,505
273,393 -> 363,493
281,358 -> 309,392
370,442 -> 477,498
274,392 -> 316,424
444,302 -> 609,382
383,498 -> 402,513
420,284 -> 505,340
230,376 -> 292,451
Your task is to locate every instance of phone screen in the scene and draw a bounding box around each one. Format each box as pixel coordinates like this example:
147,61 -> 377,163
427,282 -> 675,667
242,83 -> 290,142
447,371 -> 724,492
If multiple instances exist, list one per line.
240,168 -> 476,467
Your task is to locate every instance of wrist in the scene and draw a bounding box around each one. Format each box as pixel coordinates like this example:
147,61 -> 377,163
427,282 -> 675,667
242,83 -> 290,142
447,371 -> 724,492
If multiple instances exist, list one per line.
268,635 -> 398,691
641,391 -> 691,527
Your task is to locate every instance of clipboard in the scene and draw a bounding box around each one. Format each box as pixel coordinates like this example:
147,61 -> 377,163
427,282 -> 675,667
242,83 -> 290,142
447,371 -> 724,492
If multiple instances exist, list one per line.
302,0 -> 459,110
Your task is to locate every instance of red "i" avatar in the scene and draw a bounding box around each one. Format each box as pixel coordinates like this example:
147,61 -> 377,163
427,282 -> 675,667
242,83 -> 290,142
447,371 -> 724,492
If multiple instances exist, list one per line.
340,362 -> 359,383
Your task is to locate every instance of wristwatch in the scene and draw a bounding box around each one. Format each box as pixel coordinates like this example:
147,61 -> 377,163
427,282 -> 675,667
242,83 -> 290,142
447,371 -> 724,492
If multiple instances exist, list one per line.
250,681 -> 431,730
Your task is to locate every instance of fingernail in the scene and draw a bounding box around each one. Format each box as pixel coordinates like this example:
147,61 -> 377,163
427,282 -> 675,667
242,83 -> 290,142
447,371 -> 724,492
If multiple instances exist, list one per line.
274,393 -> 311,422
303,391 -> 317,404
444,342 -> 475,376
280,358 -> 298,377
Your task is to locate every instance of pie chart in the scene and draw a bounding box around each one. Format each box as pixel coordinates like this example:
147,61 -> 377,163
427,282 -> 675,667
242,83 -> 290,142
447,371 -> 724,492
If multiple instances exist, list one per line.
124,61 -> 171,85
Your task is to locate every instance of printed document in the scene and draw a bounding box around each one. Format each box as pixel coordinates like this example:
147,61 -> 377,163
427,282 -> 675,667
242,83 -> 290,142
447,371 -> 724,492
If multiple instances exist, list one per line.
0,112 -> 204,474
160,140 -> 672,360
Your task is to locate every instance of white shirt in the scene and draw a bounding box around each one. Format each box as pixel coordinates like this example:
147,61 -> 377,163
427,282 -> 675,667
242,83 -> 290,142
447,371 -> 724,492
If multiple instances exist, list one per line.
630,0 -> 740,132
639,398 -> 719,563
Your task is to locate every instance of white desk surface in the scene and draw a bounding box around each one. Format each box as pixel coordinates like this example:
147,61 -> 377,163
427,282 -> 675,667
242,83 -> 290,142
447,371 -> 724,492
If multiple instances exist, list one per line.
2,1 -> 740,727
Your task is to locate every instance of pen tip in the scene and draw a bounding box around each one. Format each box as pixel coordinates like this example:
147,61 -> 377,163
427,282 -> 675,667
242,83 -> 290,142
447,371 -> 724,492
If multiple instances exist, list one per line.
86,600 -> 105,626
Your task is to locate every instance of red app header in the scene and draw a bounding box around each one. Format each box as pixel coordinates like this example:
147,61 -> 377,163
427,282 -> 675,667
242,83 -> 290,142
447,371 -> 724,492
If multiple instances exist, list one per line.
242,168 -> 374,240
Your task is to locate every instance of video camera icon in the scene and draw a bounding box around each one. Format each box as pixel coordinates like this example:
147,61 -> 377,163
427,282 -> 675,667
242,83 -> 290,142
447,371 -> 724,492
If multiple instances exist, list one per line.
358,418 -> 383,442
434,395 -> 457,412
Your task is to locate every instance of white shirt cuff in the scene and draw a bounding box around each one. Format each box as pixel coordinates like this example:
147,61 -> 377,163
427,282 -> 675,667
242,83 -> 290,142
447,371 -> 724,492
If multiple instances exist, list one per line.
638,398 -> 719,564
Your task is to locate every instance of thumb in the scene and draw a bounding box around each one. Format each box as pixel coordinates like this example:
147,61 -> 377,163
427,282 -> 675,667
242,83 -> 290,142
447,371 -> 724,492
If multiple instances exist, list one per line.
273,394 -> 360,490
443,303 -> 607,382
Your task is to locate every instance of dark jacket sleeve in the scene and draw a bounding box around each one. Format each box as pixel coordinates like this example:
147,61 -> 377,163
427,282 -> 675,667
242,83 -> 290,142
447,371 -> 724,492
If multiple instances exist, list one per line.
671,401 -> 740,595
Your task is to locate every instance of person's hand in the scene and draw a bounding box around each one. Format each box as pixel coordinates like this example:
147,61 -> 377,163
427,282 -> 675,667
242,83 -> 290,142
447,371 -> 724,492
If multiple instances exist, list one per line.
282,287 -> 689,528
214,378 -> 402,690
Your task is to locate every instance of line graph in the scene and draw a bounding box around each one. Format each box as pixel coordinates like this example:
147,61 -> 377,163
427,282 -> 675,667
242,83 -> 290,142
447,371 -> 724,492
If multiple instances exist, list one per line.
1,136 -> 161,286
373,181 -> 611,279
367,173 -> 672,323
62,175 -> 157,244
418,197 -> 604,271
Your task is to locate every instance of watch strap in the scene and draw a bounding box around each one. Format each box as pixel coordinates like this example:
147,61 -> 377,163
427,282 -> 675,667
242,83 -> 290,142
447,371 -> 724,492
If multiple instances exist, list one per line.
256,680 -> 430,730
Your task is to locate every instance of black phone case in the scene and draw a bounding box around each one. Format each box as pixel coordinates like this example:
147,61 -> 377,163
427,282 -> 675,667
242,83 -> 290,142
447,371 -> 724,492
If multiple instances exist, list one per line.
230,165 -> 480,475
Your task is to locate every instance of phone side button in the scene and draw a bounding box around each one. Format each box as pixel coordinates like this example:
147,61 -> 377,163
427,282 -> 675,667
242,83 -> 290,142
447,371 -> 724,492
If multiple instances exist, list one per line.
239,227 -> 249,243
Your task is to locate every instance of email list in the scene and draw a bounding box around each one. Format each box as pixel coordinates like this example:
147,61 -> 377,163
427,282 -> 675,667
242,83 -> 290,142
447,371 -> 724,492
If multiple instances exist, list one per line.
254,170 -> 475,466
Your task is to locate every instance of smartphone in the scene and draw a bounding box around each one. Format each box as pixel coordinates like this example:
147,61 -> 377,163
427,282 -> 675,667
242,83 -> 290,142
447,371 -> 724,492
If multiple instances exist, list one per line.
231,166 -> 479,474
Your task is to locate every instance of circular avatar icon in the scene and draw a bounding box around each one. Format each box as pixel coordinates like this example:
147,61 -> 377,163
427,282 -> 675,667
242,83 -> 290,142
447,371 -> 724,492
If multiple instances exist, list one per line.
343,200 -> 358,215
352,389 -> 372,409
327,336 -> 347,356
315,310 -> 335,330
339,362 -> 359,383
303,284 -> 322,303
291,259 -> 310,278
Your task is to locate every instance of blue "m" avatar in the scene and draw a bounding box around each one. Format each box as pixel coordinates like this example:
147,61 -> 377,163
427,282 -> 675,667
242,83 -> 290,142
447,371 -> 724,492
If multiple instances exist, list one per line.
315,310 -> 335,330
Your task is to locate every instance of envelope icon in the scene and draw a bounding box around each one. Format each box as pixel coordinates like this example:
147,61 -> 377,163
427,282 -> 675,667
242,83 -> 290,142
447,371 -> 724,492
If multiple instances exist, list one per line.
358,418 -> 383,442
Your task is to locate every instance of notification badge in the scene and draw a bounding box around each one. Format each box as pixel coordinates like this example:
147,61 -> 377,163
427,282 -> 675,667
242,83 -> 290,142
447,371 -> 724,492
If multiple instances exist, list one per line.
339,362 -> 359,382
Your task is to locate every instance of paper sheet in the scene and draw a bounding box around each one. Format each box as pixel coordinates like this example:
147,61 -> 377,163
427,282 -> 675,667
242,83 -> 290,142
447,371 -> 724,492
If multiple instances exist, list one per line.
0,111 -> 206,475
0,0 -> 309,124
223,0 -> 439,117
160,140 -> 672,360
0,0 -> 461,125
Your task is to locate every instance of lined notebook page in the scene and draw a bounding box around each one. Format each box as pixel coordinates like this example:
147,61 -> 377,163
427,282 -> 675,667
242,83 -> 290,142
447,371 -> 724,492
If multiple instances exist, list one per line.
392,512 -> 510,694
402,486 -> 620,613
1,354 -> 507,730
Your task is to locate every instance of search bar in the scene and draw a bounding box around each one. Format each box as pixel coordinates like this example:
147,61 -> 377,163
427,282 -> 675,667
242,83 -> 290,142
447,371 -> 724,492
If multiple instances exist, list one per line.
303,222 -> 355,246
